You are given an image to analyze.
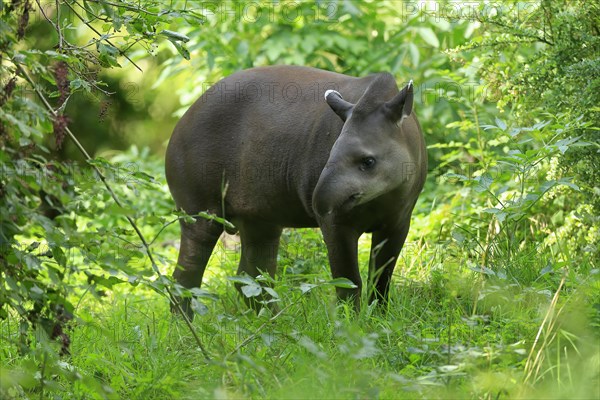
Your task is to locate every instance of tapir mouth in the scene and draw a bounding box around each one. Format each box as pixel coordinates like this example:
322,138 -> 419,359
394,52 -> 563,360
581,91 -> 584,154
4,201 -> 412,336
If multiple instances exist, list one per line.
326,192 -> 364,216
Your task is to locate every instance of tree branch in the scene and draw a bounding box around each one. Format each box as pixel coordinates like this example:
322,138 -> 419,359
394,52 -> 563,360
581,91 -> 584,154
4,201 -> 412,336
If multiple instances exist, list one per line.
35,0 -> 64,49
65,1 -> 143,72
478,15 -> 554,46
88,0 -> 162,16
15,62 -> 210,361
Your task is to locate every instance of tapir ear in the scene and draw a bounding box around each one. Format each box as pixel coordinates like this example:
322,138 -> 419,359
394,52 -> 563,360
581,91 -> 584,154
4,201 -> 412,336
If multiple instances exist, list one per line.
325,90 -> 354,121
383,80 -> 414,125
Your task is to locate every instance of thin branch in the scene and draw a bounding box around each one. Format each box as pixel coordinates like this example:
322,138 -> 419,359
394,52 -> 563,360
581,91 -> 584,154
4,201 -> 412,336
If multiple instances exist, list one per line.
73,70 -> 114,96
72,0 -> 111,23
121,36 -> 151,54
16,63 -> 210,361
55,0 -> 64,49
88,0 -> 163,16
34,1 -> 131,95
88,0 -> 207,23
65,1 -> 143,72
477,15 -> 554,46
35,0 -> 61,44
148,211 -> 236,247
148,216 -> 181,247
541,0 -> 555,44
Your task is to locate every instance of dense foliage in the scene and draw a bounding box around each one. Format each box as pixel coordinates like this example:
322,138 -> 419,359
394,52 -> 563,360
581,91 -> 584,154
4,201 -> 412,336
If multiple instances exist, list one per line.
1,1 -> 598,399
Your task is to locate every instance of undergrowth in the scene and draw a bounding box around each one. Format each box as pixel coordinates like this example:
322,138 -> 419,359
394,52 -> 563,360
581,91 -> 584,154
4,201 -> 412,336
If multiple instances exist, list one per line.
2,138 -> 600,398
2,220 -> 599,399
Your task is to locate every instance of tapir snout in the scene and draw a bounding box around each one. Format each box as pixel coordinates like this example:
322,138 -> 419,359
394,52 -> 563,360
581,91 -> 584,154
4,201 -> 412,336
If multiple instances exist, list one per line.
312,165 -> 364,217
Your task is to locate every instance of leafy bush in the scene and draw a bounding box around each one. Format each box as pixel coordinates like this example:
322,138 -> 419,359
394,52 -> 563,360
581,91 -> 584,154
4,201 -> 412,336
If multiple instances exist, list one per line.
450,0 -> 599,257
0,1 -> 198,396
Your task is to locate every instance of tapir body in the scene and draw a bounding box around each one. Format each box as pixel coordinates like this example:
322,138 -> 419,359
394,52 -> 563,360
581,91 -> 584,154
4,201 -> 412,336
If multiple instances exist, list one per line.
166,65 -> 427,317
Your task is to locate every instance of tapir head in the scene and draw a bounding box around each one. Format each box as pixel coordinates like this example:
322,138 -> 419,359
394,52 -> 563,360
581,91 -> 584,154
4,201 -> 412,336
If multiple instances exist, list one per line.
313,76 -> 415,218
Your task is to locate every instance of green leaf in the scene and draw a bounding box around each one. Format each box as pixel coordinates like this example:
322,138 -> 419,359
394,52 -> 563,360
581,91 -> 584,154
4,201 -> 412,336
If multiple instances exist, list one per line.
475,173 -> 493,191
342,0 -> 361,15
263,287 -> 279,299
483,208 -> 507,223
97,43 -> 120,67
495,118 -> 507,131
265,45 -> 282,62
328,278 -> 357,289
29,285 -> 45,300
207,52 -> 215,70
160,30 -> 190,43
51,246 -> 67,268
557,178 -> 579,191
191,298 -> 208,315
195,211 -> 236,231
227,275 -> 256,285
417,28 -> 439,48
482,208 -> 500,214
468,265 -> 495,276
438,365 -> 460,373
299,283 -> 317,294
189,287 -> 218,300
408,43 -> 420,67
241,284 -> 262,298
540,263 -> 554,276
444,173 -> 469,182
169,40 -> 190,60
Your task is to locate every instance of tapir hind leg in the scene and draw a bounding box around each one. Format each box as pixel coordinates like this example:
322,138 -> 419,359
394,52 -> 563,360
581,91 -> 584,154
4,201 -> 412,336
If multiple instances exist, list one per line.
236,221 -> 282,309
172,218 -> 223,319
368,223 -> 410,305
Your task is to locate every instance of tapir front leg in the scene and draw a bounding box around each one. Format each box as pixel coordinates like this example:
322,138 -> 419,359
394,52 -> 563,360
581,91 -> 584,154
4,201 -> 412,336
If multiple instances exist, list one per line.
320,223 -> 362,309
236,221 -> 282,311
368,223 -> 410,305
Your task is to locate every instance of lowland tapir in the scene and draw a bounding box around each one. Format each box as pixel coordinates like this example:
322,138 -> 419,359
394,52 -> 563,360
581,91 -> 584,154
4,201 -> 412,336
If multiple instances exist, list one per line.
165,65 -> 427,318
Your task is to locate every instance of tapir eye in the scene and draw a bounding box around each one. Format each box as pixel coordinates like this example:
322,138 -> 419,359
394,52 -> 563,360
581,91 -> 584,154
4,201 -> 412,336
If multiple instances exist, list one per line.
360,156 -> 376,170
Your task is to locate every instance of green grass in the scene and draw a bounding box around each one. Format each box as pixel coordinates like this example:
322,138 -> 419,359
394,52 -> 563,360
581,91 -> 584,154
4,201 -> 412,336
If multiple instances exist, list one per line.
2,228 -> 599,399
